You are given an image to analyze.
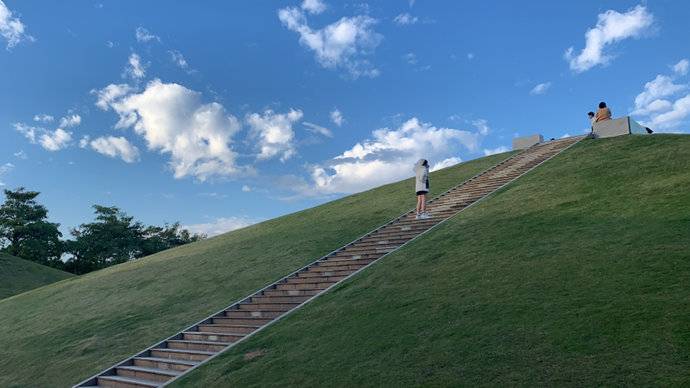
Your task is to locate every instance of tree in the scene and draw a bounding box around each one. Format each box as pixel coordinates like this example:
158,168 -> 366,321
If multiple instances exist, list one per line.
0,187 -> 63,267
63,206 -> 204,274
63,205 -> 144,274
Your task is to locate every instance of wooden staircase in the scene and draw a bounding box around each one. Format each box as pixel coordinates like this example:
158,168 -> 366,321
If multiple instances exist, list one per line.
75,136 -> 583,388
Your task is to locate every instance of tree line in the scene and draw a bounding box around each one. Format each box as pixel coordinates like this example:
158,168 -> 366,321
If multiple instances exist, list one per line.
0,187 -> 205,275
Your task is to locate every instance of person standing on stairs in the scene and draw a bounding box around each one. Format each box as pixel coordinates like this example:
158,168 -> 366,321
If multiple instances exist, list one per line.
414,159 -> 431,220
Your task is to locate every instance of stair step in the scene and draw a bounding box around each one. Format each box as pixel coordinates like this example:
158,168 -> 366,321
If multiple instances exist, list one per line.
262,288 -> 319,297
224,309 -> 283,319
275,281 -> 333,290
238,302 -> 301,311
298,270 -> 353,278
197,324 -> 259,334
133,357 -> 198,372
183,331 -> 245,343
251,295 -> 311,303
116,365 -> 180,383
212,316 -> 273,326
286,276 -> 345,284
311,263 -> 366,272
97,375 -> 159,388
149,348 -> 214,362
166,339 -> 230,352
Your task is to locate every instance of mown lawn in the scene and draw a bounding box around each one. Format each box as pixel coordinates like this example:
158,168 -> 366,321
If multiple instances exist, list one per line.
0,253 -> 73,300
0,151 -> 510,388
174,135 -> 690,387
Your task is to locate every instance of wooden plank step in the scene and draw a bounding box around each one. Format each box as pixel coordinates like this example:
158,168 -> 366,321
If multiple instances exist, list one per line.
97,375 -> 159,388
148,348 -> 214,362
116,365 -> 180,383
132,357 -> 198,372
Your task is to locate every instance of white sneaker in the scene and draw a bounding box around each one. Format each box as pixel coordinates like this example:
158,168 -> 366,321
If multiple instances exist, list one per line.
419,212 -> 431,219
415,213 -> 421,220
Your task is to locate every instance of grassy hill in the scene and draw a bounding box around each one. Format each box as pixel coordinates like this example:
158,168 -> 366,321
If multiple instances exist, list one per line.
0,253 -> 73,300
172,135 -> 690,387
0,150 -> 510,388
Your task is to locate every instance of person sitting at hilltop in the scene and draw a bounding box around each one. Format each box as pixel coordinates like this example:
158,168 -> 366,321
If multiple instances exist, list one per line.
595,102 -> 612,122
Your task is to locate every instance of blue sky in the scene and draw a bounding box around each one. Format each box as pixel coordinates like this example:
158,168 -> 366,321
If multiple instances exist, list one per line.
1,0 -> 689,236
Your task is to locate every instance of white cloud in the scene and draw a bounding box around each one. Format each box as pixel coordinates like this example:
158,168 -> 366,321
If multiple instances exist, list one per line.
393,13 -> 418,25
13,122 -> 38,142
303,121 -> 333,137
95,79 -> 244,180
85,136 -> 140,163
631,64 -> 690,131
278,6 -> 382,78
632,74 -> 685,115
530,82 -> 552,95
431,157 -> 461,172
241,185 -> 252,192
565,5 -> 653,73
471,119 -> 491,135
33,114 -> 54,123
135,26 -> 160,43
59,114 -> 81,128
0,0 -> 34,49
330,108 -> 344,126
39,128 -> 72,151
467,53 -> 475,60
483,146 -> 510,156
183,216 -> 259,237
403,52 -> 417,65
125,53 -> 146,79
309,117 -> 481,195
301,0 -> 326,14
14,150 -> 27,159
672,59 -> 689,76
93,83 -> 135,110
247,109 -> 302,161
0,162 -> 14,186
169,50 -> 189,69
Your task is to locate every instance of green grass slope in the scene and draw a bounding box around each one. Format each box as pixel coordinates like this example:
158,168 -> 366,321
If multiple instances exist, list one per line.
0,253 -> 73,300
0,152 -> 511,388
175,135 -> 690,387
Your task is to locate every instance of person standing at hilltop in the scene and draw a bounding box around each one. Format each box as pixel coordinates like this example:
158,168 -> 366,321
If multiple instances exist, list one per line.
595,101 -> 612,122
414,159 -> 431,220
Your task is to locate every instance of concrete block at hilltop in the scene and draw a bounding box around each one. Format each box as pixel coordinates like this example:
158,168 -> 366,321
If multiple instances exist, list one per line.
593,116 -> 648,138
513,134 -> 544,150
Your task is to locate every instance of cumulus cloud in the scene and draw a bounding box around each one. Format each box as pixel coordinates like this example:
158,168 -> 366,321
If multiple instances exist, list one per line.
632,74 -> 685,115
530,82 -> 552,95
182,216 -> 259,237
483,146 -> 510,156
59,114 -> 81,128
0,0 -> 34,49
309,117 -> 482,195
0,162 -> 14,186
471,119 -> 491,135
673,59 -> 689,76
124,53 -> 146,79
403,52 -> 417,65
135,26 -> 160,43
14,120 -> 75,152
169,50 -> 189,69
330,108 -> 344,126
631,64 -> 690,131
83,136 -> 140,163
393,13 -> 418,25
247,109 -> 303,161
94,79 -> 244,180
14,150 -> 27,160
303,121 -> 333,137
39,128 -> 72,151
431,157 -> 461,172
565,5 -> 653,73
301,0 -> 326,14
33,114 -> 54,123
278,5 -> 382,78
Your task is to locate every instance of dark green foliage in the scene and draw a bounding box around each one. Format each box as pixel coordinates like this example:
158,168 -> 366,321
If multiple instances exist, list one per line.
0,187 -> 62,267
63,206 -> 204,274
